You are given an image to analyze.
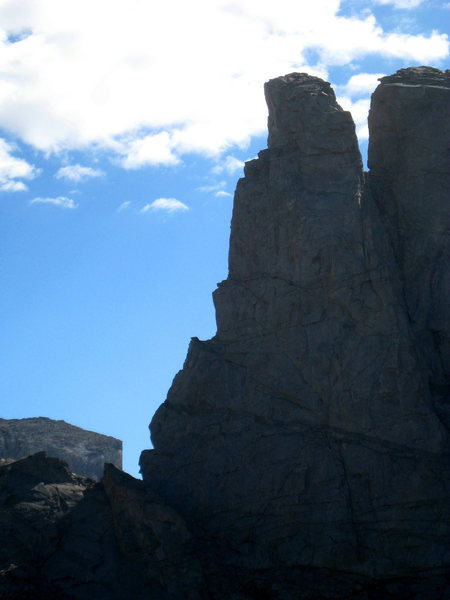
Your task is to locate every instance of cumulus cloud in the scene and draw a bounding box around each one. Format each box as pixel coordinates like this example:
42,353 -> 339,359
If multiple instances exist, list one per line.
337,96 -> 371,141
215,190 -> 233,198
212,155 -> 245,175
0,180 -> 27,192
140,198 -> 188,213
337,73 -> 385,96
118,132 -> 180,168
372,0 -> 424,8
0,0 -> 446,166
0,137 -> 38,191
30,196 -> 77,209
55,164 -> 103,182
334,72 -> 387,142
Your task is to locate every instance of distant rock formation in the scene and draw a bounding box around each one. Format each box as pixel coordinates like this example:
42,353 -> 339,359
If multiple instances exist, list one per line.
0,417 -> 122,480
0,67 -> 448,599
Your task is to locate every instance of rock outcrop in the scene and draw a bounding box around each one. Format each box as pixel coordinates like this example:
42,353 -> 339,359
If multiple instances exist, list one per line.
0,452 -> 203,600
0,417 -> 122,480
140,67 -> 450,597
1,66 -> 449,599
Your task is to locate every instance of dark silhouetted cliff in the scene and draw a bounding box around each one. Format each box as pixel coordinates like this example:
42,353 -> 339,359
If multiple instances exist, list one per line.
1,67 -> 449,600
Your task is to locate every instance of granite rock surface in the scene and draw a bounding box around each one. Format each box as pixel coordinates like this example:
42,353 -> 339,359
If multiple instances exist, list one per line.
1,67 -> 449,599
140,67 -> 450,598
0,417 -> 122,480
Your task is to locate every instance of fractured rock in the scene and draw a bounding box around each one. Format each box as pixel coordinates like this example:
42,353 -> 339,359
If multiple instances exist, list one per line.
140,68 -> 450,598
1,67 -> 449,600
0,453 -> 205,600
368,66 -> 450,432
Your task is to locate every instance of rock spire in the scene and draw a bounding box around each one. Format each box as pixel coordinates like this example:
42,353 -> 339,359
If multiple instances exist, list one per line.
141,66 -> 450,597
1,67 -> 449,599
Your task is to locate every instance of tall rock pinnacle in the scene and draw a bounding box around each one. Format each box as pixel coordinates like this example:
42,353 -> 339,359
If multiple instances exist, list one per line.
1,68 -> 448,600
141,68 -> 450,598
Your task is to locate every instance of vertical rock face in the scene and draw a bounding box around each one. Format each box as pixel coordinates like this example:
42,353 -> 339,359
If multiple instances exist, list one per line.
368,67 -> 450,432
1,68 -> 448,600
141,68 -> 450,597
0,417 -> 122,480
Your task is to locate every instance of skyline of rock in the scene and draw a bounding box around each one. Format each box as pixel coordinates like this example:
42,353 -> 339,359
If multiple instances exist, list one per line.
141,65 -> 450,598
1,66 -> 449,600
0,417 -> 122,480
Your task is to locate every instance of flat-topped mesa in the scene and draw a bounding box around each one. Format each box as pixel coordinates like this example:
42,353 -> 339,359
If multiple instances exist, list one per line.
264,72 -> 359,155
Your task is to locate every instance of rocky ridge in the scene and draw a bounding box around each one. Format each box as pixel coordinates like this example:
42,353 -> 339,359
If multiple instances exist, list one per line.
0,417 -> 122,480
1,66 -> 449,599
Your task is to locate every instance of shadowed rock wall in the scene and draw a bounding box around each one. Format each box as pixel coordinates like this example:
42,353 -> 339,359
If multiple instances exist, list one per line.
1,67 -> 449,600
0,453 -> 203,600
140,67 -> 450,598
368,67 -> 450,432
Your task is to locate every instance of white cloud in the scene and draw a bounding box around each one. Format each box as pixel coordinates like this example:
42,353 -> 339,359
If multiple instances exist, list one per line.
335,73 -> 386,141
117,200 -> 132,212
197,180 -> 233,197
337,96 -> 371,141
212,155 -> 245,175
337,73 -> 385,96
372,0 -> 424,8
0,137 -> 37,191
118,132 -> 179,168
0,180 -> 27,191
197,181 -> 226,193
356,124 -> 369,141
30,195 -> 77,209
0,0 -> 446,166
55,164 -> 103,182
140,198 -> 188,213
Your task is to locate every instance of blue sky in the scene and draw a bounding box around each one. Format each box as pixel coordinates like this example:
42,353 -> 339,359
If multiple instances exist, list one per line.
0,0 -> 448,477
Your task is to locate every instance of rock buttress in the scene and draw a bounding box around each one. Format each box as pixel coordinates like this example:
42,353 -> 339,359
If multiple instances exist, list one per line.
368,66 -> 450,433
